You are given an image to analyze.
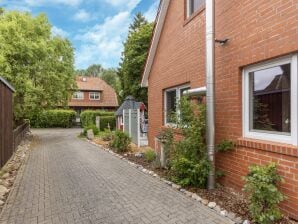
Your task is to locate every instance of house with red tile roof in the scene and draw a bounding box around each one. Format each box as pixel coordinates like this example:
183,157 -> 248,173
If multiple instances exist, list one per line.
68,76 -> 118,115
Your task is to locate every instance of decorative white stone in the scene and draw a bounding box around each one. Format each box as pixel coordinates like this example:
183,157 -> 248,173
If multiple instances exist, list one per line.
234,217 -> 243,224
0,185 -> 9,196
185,191 -> 192,197
243,220 -> 250,224
0,200 -> 4,206
208,202 -> 216,209
148,171 -> 154,175
214,205 -> 221,212
227,212 -> 236,220
201,199 -> 209,205
153,174 -> 158,177
1,173 -> 9,179
220,210 -> 227,217
191,194 -> 202,202
172,184 -> 181,190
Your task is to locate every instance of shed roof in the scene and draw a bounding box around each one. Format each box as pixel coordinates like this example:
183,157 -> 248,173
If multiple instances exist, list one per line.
0,76 -> 15,92
115,96 -> 144,116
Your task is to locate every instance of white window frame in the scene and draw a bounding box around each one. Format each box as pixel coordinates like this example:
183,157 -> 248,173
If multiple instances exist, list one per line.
242,54 -> 298,145
72,91 -> 84,100
164,84 -> 190,125
89,92 -> 100,101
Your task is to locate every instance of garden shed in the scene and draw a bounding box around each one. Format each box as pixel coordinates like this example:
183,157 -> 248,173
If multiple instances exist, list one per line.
0,77 -> 15,167
115,96 -> 148,146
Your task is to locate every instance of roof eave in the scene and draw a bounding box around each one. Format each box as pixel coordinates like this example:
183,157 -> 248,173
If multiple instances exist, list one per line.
141,0 -> 170,88
0,76 -> 15,92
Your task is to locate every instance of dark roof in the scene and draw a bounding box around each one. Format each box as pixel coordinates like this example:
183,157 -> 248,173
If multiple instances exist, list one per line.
0,76 -> 15,92
115,96 -> 144,116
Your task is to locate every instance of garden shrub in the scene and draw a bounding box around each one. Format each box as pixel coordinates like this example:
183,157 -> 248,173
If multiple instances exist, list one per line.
167,97 -> 210,188
80,110 -> 115,130
99,116 -> 116,131
215,140 -> 235,153
110,131 -> 131,153
30,109 -> 76,128
144,150 -> 156,162
101,129 -> 113,141
170,157 -> 210,187
83,125 -> 99,136
243,163 -> 284,224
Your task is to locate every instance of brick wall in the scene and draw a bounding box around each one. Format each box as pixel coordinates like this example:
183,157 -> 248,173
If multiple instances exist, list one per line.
147,0 -> 298,219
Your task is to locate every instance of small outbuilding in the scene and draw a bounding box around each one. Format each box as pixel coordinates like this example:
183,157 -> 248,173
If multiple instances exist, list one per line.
115,96 -> 148,146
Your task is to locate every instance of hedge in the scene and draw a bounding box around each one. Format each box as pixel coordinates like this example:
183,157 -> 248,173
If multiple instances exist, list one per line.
80,110 -> 115,131
30,109 -> 76,128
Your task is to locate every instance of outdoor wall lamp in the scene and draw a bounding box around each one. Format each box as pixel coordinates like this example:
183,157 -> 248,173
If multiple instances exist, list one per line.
215,38 -> 229,45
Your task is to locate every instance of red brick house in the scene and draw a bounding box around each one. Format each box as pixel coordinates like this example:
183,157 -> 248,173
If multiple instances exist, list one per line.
69,76 -> 118,115
141,0 -> 298,219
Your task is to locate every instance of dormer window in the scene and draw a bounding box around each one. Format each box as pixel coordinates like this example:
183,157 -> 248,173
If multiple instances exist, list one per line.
186,0 -> 204,18
89,92 -> 100,100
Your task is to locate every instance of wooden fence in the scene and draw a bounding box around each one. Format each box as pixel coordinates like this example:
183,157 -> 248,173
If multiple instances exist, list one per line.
13,122 -> 30,152
0,77 -> 16,167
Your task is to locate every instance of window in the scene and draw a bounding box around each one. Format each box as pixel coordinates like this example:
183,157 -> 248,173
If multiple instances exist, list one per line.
89,92 -> 100,100
186,0 -> 204,18
164,85 -> 190,124
73,91 -> 84,100
243,54 -> 298,145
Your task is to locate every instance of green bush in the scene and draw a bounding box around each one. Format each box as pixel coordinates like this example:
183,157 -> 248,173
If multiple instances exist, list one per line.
99,116 -> 116,131
80,110 -> 116,130
215,140 -> 235,153
243,163 -> 284,224
30,109 -> 76,128
83,125 -> 99,136
170,157 -> 210,187
144,150 -> 156,162
101,130 -> 113,141
110,131 -> 131,153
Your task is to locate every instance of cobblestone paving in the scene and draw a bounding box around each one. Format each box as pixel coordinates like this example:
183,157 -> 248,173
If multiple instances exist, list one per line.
0,129 -> 233,224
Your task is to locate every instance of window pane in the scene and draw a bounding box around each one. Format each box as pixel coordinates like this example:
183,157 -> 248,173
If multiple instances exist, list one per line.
250,64 -> 291,133
166,90 -> 177,123
189,0 -> 204,16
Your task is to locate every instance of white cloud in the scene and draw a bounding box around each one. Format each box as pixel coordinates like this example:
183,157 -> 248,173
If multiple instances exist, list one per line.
52,26 -> 69,37
104,0 -> 141,11
75,11 -> 132,68
144,0 -> 159,22
73,9 -> 92,22
24,0 -> 82,7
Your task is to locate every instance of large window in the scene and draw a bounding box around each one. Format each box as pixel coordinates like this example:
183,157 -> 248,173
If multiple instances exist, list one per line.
243,54 -> 298,145
186,0 -> 204,18
164,85 -> 190,124
73,91 -> 84,100
89,92 -> 100,100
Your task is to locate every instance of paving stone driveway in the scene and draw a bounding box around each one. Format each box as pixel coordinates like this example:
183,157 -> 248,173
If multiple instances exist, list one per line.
0,129 -> 233,224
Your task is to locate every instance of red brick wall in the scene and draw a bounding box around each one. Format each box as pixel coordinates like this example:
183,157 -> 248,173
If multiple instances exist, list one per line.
147,0 -> 298,219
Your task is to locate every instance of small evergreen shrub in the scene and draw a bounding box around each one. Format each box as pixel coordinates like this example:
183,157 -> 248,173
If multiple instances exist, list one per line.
216,140 -> 235,153
101,130 -> 113,141
243,163 -> 284,224
170,157 -> 210,187
144,150 -> 156,162
83,125 -> 99,136
110,131 -> 131,153
30,109 -> 76,128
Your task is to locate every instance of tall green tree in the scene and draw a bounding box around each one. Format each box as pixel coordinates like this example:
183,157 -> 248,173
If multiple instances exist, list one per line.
100,68 -> 120,90
118,13 -> 153,104
76,64 -> 103,77
0,10 -> 75,122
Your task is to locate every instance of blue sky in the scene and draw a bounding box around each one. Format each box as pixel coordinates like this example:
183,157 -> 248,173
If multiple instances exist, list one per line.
0,0 -> 159,69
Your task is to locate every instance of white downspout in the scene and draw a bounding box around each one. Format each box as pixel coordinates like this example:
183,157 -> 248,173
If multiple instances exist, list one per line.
206,0 -> 215,190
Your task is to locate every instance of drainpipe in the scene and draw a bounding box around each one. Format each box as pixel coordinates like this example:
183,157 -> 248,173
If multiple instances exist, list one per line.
206,0 -> 215,190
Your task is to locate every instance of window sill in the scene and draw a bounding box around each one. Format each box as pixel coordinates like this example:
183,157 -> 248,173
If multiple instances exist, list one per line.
237,137 -> 298,158
183,5 -> 205,27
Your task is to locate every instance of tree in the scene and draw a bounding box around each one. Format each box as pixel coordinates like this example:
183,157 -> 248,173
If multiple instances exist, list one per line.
0,10 -> 75,122
76,64 -> 103,77
100,68 -> 120,90
118,13 -> 153,104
